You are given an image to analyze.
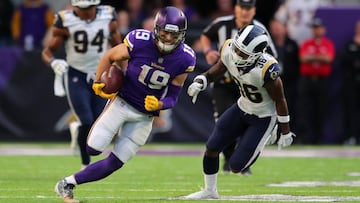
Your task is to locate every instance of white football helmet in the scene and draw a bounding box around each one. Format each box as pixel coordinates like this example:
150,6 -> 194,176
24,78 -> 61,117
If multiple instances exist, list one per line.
72,0 -> 100,8
231,25 -> 268,67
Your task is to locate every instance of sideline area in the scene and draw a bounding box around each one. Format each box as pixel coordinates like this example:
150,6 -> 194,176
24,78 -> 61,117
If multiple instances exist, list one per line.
0,143 -> 359,157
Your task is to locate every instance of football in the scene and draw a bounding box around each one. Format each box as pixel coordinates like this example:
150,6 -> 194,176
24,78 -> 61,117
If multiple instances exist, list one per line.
100,64 -> 125,94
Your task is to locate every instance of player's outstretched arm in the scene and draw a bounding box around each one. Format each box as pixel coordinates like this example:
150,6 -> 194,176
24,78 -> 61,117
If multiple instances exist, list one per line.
265,77 -> 295,149
187,60 -> 227,103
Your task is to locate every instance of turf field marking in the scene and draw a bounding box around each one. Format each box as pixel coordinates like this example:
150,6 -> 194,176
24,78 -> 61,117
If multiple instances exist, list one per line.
219,194 -> 360,202
171,194 -> 360,202
267,180 -> 360,187
2,193 -> 360,202
348,172 -> 360,176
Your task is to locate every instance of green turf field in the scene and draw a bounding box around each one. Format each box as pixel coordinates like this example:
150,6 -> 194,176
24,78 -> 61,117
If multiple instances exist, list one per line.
0,143 -> 359,203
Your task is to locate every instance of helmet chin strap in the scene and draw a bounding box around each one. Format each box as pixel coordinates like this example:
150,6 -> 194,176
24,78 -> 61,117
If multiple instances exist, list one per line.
157,40 -> 176,53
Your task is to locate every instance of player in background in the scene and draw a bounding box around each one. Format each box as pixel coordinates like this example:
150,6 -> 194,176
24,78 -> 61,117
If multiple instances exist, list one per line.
42,0 -> 121,169
200,0 -> 278,175
274,0 -> 331,45
53,6 -> 196,203
186,24 -> 295,199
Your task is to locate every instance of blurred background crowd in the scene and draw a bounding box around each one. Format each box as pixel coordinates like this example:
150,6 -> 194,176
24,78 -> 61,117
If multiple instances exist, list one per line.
0,0 -> 360,145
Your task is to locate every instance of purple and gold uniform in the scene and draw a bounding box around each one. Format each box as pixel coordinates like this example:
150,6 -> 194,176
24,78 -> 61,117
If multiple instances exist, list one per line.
87,28 -> 195,164
119,29 -> 195,116
54,8 -> 196,203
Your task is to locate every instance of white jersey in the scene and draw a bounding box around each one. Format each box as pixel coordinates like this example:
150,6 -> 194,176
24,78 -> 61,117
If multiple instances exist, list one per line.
220,39 -> 280,118
55,6 -> 115,73
275,0 -> 330,44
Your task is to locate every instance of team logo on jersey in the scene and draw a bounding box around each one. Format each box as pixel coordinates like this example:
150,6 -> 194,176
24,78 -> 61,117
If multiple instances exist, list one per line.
270,69 -> 280,80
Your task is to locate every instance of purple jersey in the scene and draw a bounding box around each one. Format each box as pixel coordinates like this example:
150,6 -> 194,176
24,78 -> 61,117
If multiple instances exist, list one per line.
119,29 -> 196,116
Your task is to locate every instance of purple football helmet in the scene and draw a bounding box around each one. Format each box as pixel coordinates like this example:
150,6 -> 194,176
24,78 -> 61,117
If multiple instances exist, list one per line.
154,6 -> 187,53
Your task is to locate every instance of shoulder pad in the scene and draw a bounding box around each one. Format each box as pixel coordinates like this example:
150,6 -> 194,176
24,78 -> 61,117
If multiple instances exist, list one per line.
220,39 -> 232,55
124,29 -> 152,51
261,58 -> 280,82
96,5 -> 116,20
54,11 -> 66,28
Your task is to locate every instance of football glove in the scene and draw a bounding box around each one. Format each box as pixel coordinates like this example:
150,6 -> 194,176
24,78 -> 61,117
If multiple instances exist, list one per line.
92,82 -> 117,99
277,132 -> 296,150
187,75 -> 207,104
144,95 -> 160,111
50,59 -> 68,76
266,124 -> 278,145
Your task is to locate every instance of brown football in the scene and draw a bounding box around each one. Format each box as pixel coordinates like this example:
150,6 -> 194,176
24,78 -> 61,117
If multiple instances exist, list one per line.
100,64 -> 125,94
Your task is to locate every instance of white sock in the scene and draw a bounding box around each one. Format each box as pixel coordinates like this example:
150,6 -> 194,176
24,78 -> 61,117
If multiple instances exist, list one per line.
204,173 -> 217,192
65,175 -> 77,185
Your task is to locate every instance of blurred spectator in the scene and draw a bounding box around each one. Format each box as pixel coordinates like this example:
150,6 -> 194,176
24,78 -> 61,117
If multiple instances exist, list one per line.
200,0 -> 277,175
0,0 -> 14,46
254,0 -> 282,29
11,0 -> 53,51
169,0 -> 199,21
209,0 -> 233,20
100,0 -> 123,11
117,10 -> 131,36
142,16 -> 155,31
341,20 -> 360,145
297,17 -> 335,144
126,0 -> 150,28
269,18 -> 300,135
274,0 -> 331,45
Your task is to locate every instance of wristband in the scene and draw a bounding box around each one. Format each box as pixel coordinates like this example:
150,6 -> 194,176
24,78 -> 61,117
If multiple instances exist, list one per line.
49,57 -> 55,65
277,115 -> 290,123
280,132 -> 291,136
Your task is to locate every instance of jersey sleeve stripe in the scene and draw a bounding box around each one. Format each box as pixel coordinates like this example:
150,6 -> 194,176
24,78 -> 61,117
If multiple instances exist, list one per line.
261,59 -> 276,80
124,36 -> 133,51
220,39 -> 232,56
185,66 -> 195,73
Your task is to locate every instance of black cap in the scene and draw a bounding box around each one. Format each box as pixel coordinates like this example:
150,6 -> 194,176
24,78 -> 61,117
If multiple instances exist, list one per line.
237,0 -> 256,7
310,17 -> 324,27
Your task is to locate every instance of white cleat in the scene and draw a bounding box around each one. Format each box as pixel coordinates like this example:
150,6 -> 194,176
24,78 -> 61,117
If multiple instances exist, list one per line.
54,179 -> 79,203
184,190 -> 219,200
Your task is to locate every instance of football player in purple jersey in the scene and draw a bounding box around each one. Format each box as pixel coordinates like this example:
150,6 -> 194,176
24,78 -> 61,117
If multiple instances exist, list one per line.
53,6 -> 196,203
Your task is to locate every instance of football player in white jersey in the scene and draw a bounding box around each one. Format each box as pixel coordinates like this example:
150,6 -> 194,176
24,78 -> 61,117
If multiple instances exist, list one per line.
185,24 -> 295,199
42,0 -> 121,169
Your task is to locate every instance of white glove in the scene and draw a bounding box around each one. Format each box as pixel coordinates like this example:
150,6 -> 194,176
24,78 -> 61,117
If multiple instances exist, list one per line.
266,124 -> 278,145
187,82 -> 204,103
277,132 -> 296,150
187,75 -> 207,104
50,59 -> 69,76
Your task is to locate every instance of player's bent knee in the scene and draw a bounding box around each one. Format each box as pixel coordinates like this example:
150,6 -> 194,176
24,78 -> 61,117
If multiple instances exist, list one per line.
86,145 -> 102,156
205,148 -> 220,157
229,159 -> 246,173
106,152 -> 124,170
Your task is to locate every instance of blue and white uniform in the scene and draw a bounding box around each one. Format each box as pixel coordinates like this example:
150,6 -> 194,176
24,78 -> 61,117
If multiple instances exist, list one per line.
206,39 -> 279,171
54,5 -> 117,166
54,5 -> 116,125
